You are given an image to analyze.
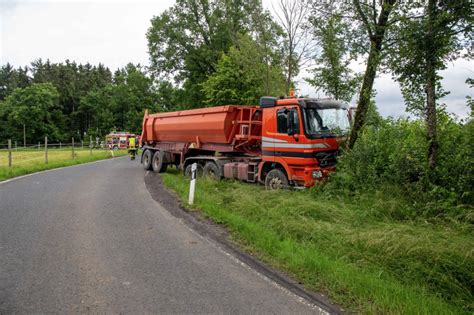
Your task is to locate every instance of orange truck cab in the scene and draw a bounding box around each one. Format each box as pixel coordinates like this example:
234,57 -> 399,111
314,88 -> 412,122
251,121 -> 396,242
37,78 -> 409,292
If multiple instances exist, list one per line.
140,96 -> 351,189
259,97 -> 350,187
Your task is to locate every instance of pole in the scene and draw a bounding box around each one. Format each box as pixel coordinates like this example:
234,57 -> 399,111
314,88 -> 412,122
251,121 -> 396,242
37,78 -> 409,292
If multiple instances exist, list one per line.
45,136 -> 48,164
15,141 -> 17,150
8,139 -> 12,168
23,124 -> 26,148
81,141 -> 83,149
60,142 -> 62,149
188,163 -> 197,205
89,135 -> 92,156
38,142 -> 40,150
72,137 -> 75,159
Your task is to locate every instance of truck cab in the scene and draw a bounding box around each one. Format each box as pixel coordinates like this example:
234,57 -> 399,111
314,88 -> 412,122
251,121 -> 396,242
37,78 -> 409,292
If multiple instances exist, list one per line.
259,96 -> 350,187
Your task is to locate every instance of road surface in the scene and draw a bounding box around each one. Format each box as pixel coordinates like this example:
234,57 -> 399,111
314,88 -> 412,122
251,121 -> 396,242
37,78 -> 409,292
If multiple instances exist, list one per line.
0,157 -> 325,314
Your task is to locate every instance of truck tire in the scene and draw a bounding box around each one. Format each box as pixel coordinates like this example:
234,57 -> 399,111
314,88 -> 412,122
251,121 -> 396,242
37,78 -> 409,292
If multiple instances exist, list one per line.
142,149 -> 153,170
152,150 -> 167,173
184,163 -> 203,178
203,162 -> 221,180
265,169 -> 289,190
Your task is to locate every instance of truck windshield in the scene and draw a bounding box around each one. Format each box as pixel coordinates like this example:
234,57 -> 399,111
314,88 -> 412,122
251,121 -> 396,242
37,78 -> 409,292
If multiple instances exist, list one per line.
303,107 -> 350,137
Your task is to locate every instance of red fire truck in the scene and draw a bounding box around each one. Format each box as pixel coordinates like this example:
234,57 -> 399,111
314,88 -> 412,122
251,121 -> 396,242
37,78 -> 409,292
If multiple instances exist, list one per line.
105,132 -> 138,150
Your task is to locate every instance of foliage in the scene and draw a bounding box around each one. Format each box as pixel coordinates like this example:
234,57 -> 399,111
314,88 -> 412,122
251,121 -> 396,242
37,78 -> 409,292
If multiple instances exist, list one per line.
0,83 -> 66,142
146,0 -> 280,106
201,35 -> 286,106
386,0 -> 472,170
325,113 -> 473,221
306,13 -> 360,102
0,61 -> 158,143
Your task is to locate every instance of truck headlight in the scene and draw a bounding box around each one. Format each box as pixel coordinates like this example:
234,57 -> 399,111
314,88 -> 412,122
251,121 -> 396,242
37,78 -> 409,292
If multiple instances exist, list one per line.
312,170 -> 323,179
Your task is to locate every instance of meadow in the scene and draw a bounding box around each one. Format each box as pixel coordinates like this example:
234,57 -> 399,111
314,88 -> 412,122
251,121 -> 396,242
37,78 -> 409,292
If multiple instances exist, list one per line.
0,147 -> 128,181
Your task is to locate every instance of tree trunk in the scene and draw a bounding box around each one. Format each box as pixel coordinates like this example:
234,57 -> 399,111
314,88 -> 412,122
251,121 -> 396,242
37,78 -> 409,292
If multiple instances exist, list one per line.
425,0 -> 438,171
348,0 -> 396,149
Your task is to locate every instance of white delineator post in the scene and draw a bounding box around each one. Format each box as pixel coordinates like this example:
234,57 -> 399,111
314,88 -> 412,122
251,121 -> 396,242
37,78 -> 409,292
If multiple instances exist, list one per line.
188,163 -> 197,205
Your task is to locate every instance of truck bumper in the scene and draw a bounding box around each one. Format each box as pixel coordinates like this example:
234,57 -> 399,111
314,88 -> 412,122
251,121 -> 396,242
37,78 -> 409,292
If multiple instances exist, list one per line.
301,166 -> 335,187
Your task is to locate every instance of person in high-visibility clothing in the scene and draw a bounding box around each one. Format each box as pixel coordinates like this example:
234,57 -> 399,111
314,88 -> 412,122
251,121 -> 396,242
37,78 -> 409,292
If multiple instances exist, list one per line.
128,137 -> 137,160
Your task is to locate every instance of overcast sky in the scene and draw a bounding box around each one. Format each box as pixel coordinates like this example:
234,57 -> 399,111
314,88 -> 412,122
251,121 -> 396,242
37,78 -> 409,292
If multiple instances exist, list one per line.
1,0 -> 472,118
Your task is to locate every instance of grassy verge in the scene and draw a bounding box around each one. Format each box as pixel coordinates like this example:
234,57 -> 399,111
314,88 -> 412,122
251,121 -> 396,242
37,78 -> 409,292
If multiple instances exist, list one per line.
161,170 -> 473,314
0,149 -> 129,181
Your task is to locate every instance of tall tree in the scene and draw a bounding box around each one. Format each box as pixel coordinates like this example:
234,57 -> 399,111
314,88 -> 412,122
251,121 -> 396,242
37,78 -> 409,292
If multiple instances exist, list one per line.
306,12 -> 360,102
273,0 -> 314,94
0,83 -> 66,142
347,0 -> 397,149
146,0 -> 277,106
0,63 -> 30,101
202,34 -> 286,106
388,0 -> 472,171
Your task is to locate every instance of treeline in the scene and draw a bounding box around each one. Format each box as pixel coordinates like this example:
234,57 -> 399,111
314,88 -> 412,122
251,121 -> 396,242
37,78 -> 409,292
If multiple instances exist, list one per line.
0,61 -> 161,143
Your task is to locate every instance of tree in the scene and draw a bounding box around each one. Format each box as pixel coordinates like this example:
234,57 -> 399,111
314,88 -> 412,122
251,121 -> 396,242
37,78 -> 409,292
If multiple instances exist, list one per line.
306,12 -> 360,102
0,83 -> 66,142
201,35 -> 286,106
0,63 -> 30,101
273,0 -> 314,93
347,0 -> 397,149
388,0 -> 472,171
146,0 -> 277,106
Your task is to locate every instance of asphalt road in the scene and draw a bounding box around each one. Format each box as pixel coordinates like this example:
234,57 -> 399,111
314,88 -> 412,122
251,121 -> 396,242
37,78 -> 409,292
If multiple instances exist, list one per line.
0,157 -> 323,314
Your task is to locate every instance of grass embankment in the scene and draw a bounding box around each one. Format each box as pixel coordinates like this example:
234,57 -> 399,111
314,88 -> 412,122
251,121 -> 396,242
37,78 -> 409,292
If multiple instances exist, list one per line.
0,148 -> 128,181
161,170 -> 473,314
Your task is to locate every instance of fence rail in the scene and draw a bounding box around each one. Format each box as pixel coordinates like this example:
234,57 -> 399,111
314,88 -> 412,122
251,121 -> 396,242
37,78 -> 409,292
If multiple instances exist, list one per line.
0,137 -> 116,168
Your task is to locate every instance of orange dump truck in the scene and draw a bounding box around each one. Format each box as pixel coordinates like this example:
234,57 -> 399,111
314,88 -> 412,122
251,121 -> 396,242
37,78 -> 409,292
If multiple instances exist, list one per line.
140,96 -> 350,189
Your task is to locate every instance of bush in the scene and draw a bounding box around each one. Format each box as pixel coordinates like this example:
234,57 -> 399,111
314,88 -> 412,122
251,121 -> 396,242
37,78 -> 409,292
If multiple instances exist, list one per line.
324,114 -> 474,222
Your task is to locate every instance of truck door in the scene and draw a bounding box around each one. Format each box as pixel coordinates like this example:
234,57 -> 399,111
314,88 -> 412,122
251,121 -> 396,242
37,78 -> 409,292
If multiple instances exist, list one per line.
263,106 -> 302,159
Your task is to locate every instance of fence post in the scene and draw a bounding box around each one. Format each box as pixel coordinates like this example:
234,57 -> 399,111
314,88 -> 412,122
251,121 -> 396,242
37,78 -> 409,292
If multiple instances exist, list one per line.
8,139 -> 12,168
89,135 -> 92,156
60,142 -> 62,149
45,136 -> 48,164
72,138 -> 75,159
81,141 -> 83,149
38,142 -> 40,150
15,141 -> 17,150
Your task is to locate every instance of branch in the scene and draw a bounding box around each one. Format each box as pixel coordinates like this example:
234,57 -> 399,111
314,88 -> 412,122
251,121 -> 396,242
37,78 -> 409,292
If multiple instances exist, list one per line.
354,0 -> 374,39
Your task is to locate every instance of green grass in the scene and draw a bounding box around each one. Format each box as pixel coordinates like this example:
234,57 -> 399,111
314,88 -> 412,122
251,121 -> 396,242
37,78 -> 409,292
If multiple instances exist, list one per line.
161,169 -> 473,314
0,148 -> 129,181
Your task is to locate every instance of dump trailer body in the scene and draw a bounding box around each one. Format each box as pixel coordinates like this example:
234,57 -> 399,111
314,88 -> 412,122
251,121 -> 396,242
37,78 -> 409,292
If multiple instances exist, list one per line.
141,105 -> 262,154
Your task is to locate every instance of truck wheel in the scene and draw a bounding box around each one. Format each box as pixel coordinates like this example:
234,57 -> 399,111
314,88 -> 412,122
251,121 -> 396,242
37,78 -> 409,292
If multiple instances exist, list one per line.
203,162 -> 221,180
152,150 -> 167,173
184,163 -> 203,178
265,169 -> 289,190
142,150 -> 153,170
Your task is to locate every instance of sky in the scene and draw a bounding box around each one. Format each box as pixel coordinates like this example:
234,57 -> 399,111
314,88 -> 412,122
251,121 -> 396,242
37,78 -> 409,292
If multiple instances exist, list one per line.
1,0 -> 472,118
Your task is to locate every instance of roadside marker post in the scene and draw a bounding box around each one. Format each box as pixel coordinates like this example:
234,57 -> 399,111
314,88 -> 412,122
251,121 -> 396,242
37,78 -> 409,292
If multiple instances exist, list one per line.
89,136 -> 92,156
189,162 -> 197,205
72,138 -> 75,159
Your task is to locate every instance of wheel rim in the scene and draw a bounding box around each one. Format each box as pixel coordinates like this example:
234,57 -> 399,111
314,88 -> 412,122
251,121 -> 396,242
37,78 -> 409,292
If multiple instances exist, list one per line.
269,176 -> 283,189
144,154 -> 150,165
153,156 -> 160,169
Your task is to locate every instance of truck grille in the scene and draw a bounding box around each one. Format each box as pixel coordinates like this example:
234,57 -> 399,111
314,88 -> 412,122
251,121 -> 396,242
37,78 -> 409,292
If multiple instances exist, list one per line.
314,150 -> 338,167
